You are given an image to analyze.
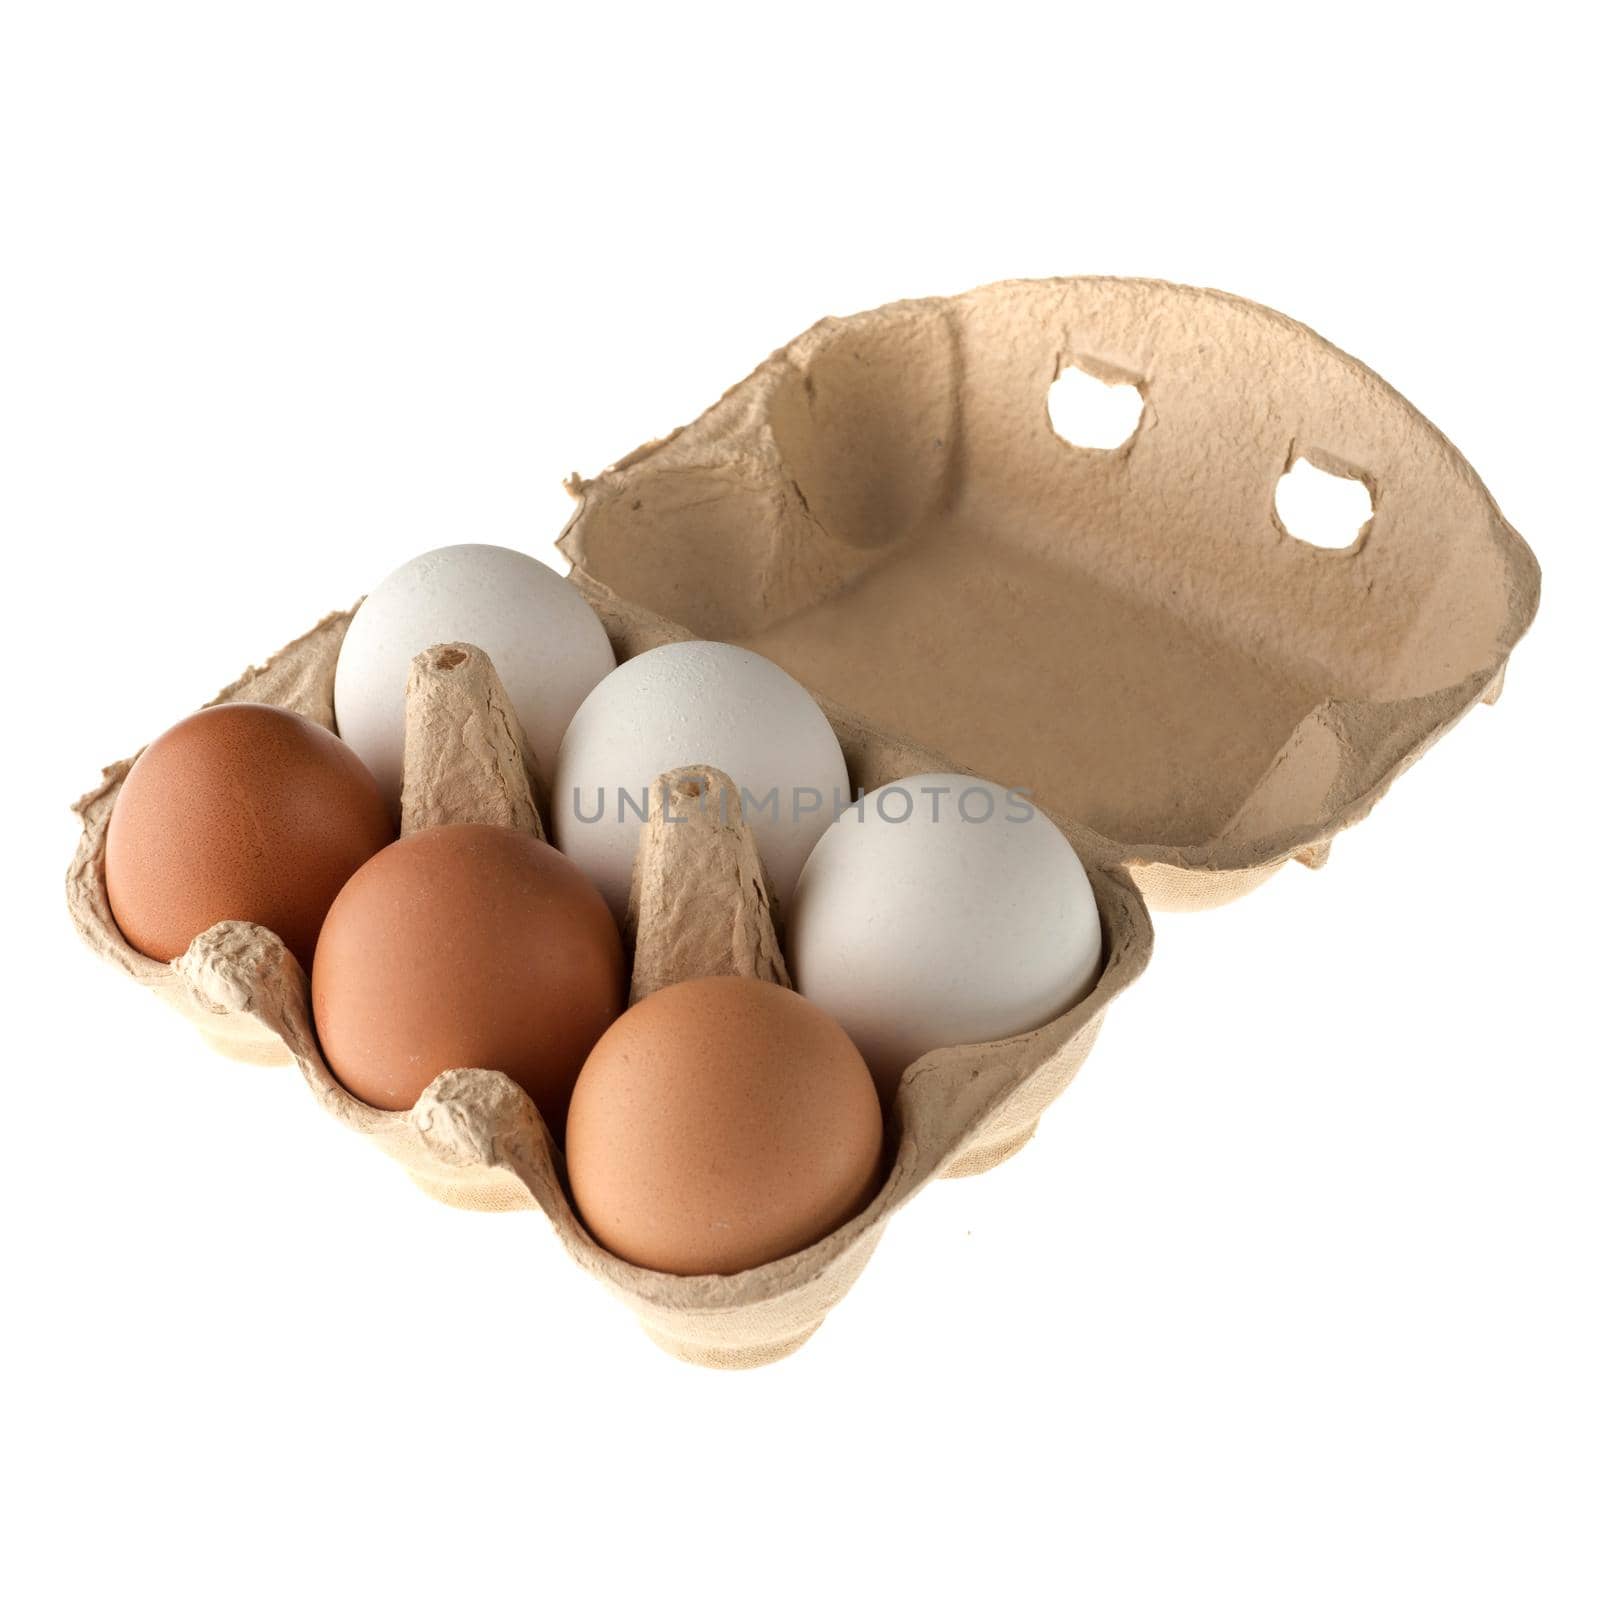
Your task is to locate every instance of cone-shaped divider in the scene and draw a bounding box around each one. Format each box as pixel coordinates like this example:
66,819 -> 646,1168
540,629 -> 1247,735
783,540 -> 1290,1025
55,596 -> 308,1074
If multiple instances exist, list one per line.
625,765 -> 789,1005
400,641 -> 546,839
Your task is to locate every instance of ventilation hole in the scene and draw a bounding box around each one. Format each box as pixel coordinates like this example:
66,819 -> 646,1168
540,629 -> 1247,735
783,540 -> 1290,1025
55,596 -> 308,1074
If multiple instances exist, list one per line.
1275,458 -> 1373,550
1047,366 -> 1144,450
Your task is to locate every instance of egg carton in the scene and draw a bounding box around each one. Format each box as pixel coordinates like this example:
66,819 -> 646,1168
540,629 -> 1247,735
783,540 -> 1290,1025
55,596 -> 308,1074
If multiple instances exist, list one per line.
68,277 -> 1537,1367
69,621 -> 1148,1367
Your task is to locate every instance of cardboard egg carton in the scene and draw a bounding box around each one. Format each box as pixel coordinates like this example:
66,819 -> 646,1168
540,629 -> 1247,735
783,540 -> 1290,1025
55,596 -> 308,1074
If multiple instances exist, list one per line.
67,277 -> 1537,1366
69,623 -> 1146,1367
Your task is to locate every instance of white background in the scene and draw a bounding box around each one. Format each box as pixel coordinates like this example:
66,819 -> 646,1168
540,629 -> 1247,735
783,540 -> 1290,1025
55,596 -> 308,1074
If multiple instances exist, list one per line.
4,6 -> 1595,1597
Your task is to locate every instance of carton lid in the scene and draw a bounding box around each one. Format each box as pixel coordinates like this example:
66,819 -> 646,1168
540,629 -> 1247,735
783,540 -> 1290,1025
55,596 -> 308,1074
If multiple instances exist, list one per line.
559,278 -> 1538,879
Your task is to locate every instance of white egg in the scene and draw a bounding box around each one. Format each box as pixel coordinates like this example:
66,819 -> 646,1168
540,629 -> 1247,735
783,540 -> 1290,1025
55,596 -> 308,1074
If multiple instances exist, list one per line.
334,544 -> 615,807
788,774 -> 1102,1098
552,641 -> 849,921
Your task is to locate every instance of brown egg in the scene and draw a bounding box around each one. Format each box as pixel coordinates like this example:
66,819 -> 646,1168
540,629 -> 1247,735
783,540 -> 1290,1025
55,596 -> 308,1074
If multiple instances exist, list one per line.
106,702 -> 394,971
567,976 -> 885,1276
312,823 -> 625,1136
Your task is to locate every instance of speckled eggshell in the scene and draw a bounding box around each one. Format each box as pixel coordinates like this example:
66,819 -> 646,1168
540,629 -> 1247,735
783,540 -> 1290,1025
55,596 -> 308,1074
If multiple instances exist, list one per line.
788,774 -> 1104,1100
105,702 -> 394,971
566,976 -> 884,1276
333,544 -> 617,809
311,823 -> 625,1139
552,641 -> 850,922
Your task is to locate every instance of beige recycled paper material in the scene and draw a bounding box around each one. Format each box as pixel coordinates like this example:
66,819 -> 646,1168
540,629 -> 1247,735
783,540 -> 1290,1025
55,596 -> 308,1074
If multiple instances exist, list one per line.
69,611 -> 1147,1366
68,277 -> 1538,1364
626,767 -> 791,1005
559,277 -> 1539,909
399,642 -> 547,839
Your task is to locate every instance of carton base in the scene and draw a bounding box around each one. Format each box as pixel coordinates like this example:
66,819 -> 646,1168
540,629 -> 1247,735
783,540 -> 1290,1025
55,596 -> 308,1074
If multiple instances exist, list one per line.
407,1168 -> 536,1214
641,1319 -> 822,1370
943,1117 -> 1041,1178
68,588 -> 1153,1369
191,1013 -> 295,1067
1127,858 -> 1289,913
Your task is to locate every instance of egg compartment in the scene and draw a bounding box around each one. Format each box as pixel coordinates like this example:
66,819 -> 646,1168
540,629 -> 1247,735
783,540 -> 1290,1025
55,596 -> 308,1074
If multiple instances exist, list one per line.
68,606 -> 1150,1367
558,277 -> 1539,910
